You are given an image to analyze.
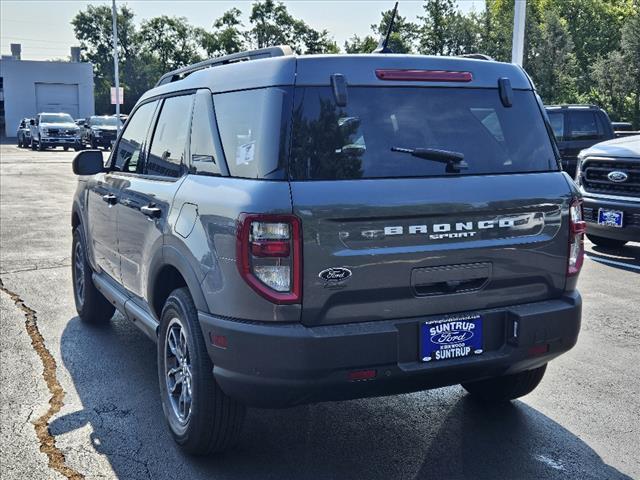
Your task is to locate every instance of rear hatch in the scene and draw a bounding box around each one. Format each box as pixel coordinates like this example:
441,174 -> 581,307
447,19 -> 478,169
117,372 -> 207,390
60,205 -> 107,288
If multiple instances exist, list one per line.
288,73 -> 572,326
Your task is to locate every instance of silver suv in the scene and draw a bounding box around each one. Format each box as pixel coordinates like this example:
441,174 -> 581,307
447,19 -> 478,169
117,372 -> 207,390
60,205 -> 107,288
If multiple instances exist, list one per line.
71,46 -> 584,455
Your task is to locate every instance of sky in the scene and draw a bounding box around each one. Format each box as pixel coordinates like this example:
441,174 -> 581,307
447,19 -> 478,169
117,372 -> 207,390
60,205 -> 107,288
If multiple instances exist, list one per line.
1,0 -> 485,61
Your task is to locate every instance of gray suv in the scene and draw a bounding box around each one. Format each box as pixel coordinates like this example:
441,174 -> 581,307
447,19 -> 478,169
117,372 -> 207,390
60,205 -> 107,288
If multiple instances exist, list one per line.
71,46 -> 584,455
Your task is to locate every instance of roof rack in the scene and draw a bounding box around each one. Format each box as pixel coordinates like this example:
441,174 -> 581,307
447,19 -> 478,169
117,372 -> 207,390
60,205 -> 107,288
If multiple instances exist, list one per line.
546,104 -> 600,109
155,45 -> 294,87
457,53 -> 494,61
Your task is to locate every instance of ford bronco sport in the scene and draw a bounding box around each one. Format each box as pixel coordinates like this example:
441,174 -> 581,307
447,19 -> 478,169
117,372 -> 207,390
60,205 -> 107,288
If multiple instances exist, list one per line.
71,46 -> 584,455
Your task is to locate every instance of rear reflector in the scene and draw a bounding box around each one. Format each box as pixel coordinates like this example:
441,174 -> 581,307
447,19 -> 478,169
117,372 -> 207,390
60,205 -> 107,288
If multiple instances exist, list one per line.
528,344 -> 549,357
210,333 -> 228,349
375,69 -> 473,82
348,369 -> 377,381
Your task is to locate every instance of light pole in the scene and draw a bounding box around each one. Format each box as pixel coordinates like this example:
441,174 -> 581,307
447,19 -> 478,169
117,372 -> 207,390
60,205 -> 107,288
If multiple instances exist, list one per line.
112,0 -> 121,136
512,0 -> 527,66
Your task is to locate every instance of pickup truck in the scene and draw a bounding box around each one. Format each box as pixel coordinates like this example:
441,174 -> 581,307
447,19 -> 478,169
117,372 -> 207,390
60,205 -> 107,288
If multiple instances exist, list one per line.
30,112 -> 82,151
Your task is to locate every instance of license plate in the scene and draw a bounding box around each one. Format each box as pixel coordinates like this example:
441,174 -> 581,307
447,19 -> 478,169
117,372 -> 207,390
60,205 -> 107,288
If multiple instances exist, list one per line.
598,209 -> 624,228
421,315 -> 483,362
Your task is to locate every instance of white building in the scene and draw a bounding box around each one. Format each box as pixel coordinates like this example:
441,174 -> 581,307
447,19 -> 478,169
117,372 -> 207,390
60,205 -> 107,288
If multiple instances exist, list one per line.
0,45 -> 94,137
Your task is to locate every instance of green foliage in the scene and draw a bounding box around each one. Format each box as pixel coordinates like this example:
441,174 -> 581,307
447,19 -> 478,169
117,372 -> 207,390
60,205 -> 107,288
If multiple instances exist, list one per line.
71,0 -> 639,126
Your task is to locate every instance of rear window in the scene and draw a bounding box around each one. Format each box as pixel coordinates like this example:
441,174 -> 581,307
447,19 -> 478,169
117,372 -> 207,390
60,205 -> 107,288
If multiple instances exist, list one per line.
289,87 -> 557,180
567,111 -> 603,140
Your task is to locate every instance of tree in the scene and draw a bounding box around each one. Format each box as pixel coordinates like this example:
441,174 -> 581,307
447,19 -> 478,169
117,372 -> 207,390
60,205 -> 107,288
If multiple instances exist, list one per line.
248,0 -> 338,54
72,5 -> 145,114
527,10 -> 579,103
139,16 -> 202,73
621,12 -> 640,126
345,7 -> 418,53
198,8 -> 247,57
419,0 -> 457,55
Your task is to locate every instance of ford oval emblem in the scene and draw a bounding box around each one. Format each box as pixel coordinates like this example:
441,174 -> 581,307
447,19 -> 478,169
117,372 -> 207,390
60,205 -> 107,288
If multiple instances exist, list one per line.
607,171 -> 628,183
319,267 -> 352,281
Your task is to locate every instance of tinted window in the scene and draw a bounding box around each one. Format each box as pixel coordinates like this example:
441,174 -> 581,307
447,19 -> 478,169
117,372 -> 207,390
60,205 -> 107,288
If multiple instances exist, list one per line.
146,94 -> 193,178
289,87 -> 557,180
213,88 -> 290,179
113,101 -> 157,172
189,93 -> 221,176
548,112 -> 565,140
567,111 -> 601,140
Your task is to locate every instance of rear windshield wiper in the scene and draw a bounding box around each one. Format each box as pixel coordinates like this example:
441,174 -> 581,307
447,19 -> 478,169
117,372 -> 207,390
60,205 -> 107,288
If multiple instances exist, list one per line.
391,146 -> 468,173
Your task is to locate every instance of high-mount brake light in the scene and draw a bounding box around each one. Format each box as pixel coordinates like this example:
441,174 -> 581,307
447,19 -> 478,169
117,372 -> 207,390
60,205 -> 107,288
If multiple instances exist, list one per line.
237,214 -> 302,304
375,69 -> 473,82
567,199 -> 586,276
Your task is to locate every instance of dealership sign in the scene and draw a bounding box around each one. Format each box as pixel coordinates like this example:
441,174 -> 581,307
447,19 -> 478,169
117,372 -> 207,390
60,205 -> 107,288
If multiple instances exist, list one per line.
110,87 -> 124,105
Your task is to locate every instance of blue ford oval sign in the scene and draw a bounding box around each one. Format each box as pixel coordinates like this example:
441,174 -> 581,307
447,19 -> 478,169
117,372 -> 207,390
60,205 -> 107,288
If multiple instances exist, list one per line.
319,267 -> 352,281
607,171 -> 628,183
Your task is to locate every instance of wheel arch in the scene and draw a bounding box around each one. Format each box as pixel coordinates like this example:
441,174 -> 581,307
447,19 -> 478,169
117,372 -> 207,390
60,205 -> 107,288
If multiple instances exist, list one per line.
147,245 -> 209,320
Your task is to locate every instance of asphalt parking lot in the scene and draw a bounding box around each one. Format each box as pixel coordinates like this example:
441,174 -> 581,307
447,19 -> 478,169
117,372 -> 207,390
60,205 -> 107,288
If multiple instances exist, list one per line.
1,142 -> 638,480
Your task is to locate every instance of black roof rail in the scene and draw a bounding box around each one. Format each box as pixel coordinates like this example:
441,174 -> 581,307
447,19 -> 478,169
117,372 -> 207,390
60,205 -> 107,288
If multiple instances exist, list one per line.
155,45 -> 294,87
457,53 -> 494,61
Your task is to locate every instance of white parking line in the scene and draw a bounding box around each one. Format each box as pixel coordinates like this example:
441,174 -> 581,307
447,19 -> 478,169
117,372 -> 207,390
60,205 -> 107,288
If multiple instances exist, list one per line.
586,254 -> 640,271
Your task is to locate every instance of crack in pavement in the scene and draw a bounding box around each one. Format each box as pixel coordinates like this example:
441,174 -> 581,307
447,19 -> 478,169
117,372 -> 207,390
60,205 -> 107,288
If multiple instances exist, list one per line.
0,263 -> 72,275
0,278 -> 85,480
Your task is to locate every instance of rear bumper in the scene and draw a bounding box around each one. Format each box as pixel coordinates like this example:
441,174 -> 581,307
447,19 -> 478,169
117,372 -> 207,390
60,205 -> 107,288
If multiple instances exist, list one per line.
199,292 -> 582,408
583,195 -> 640,242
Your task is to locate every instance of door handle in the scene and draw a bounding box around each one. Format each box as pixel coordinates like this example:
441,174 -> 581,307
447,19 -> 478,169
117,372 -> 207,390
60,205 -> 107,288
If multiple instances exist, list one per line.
102,193 -> 118,205
141,205 -> 162,218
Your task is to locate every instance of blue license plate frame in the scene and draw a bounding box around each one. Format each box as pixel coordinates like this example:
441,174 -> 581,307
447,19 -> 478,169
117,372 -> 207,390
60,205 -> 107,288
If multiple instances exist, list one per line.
421,315 -> 483,362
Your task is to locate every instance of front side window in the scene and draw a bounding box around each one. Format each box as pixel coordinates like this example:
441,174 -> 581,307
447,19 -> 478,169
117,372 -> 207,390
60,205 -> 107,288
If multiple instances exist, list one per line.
112,101 -> 157,172
146,94 -> 193,178
213,87 -> 290,179
547,112 -> 565,141
289,87 -> 557,180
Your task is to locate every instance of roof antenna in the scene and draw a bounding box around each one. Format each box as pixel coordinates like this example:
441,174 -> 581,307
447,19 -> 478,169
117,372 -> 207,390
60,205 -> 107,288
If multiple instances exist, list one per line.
372,2 -> 399,54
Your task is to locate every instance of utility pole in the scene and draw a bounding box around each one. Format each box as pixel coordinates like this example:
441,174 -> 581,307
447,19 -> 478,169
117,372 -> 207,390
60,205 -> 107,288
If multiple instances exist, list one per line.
112,0 -> 121,136
511,0 -> 527,65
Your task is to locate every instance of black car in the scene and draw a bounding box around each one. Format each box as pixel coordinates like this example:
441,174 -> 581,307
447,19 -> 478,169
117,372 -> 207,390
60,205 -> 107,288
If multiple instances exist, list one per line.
16,118 -> 32,148
82,115 -> 120,149
576,135 -> 640,248
545,105 -> 615,178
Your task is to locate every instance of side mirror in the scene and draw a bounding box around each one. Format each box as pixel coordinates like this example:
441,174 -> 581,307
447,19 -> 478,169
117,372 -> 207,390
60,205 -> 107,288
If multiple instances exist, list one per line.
73,150 -> 104,175
30,119 -> 35,126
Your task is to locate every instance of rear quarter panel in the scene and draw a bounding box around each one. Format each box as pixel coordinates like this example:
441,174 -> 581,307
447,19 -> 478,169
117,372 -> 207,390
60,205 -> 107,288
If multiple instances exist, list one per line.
166,175 -> 300,322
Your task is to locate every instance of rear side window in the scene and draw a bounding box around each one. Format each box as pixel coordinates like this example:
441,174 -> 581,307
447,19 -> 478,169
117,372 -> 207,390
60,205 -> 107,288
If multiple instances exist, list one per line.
146,94 -> 194,178
113,100 -> 157,172
213,88 -> 290,179
567,111 -> 602,140
189,92 -> 221,176
289,87 -> 557,180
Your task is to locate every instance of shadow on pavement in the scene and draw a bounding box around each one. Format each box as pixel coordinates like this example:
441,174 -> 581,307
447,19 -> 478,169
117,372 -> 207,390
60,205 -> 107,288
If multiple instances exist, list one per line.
52,315 -> 632,480
587,242 -> 640,271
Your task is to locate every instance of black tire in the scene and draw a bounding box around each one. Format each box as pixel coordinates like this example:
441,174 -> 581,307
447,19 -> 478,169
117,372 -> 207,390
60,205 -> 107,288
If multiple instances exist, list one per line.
63,146 -> 69,151
31,138 -> 37,150
586,234 -> 627,249
91,137 -> 97,149
17,136 -> 22,148
462,364 -> 547,403
37,136 -> 44,151
72,228 -> 115,324
158,287 -> 245,455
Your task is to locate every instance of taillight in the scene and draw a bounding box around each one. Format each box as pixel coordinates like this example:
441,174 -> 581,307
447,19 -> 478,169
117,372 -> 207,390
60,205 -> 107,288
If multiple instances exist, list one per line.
568,199 -> 586,276
237,214 -> 302,304
375,69 -> 473,82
